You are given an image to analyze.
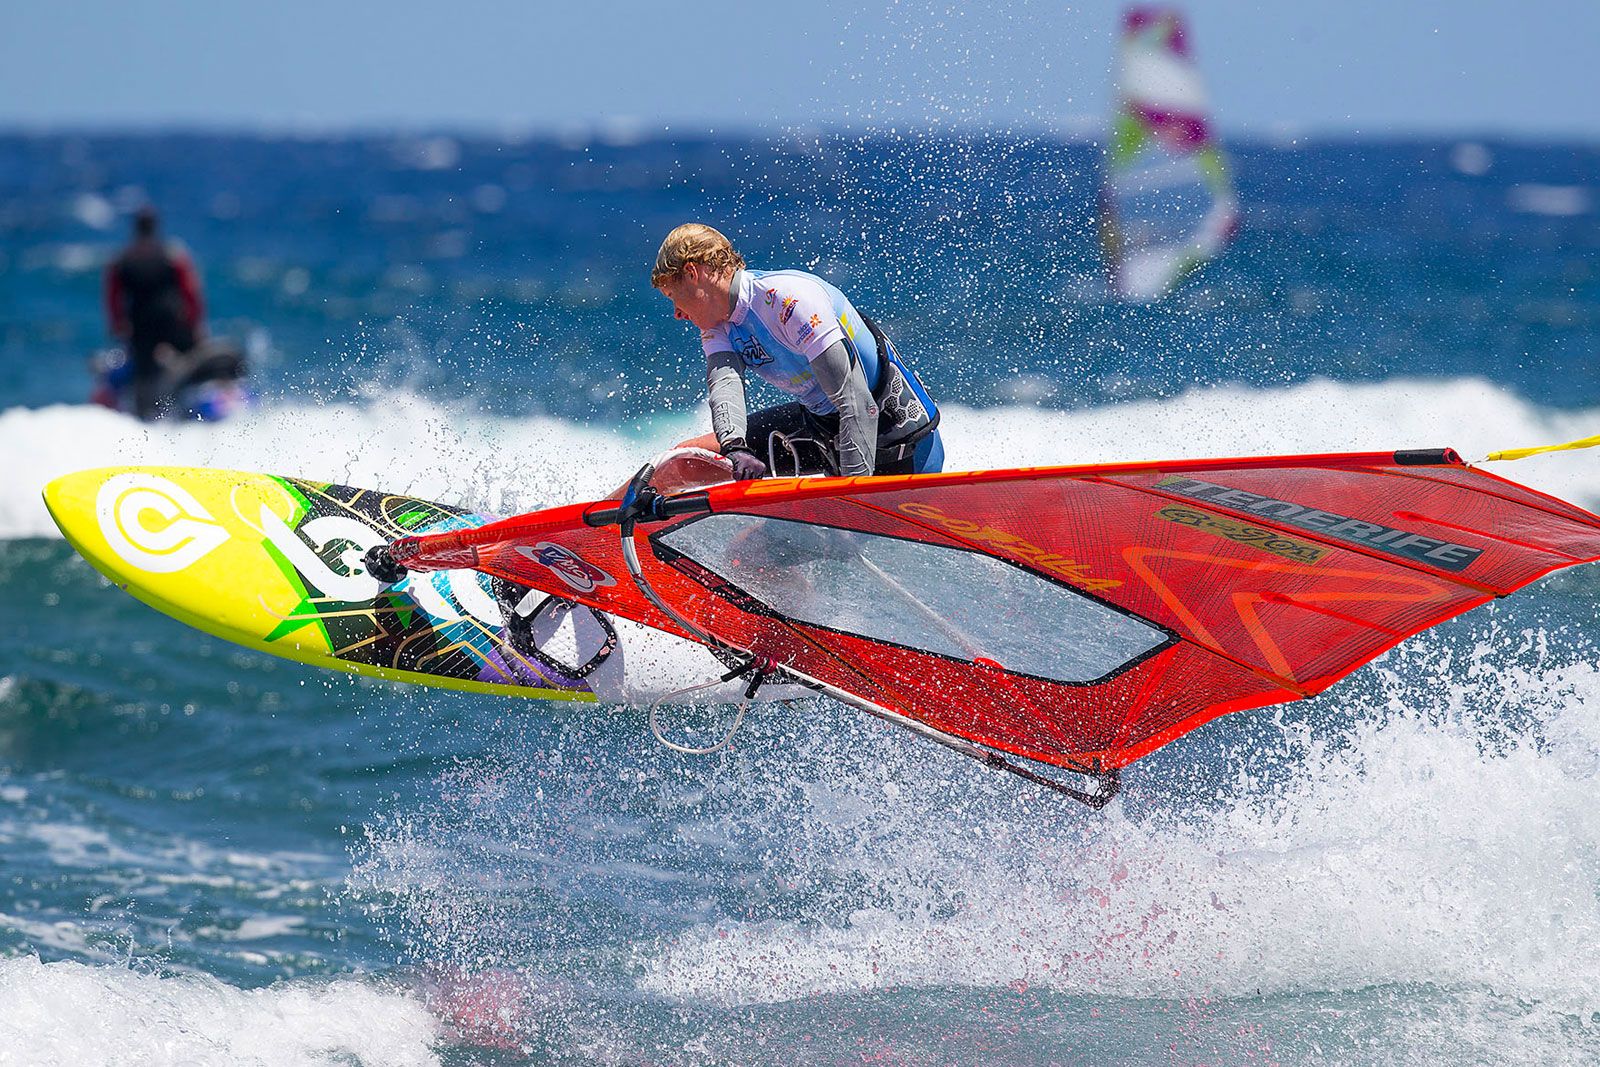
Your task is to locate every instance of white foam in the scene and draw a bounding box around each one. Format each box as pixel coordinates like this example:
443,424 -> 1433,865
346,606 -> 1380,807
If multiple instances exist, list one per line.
938,375 -> 1600,507
8,376 -> 1600,541
0,956 -> 440,1066
195,916 -> 308,942
636,641 -> 1600,1016
6,394 -> 652,539
1507,184 -> 1593,217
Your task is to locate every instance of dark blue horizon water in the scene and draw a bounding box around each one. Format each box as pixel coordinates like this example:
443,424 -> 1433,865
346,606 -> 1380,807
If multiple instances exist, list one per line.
3,132 -> 1600,1065
4,131 -> 1597,420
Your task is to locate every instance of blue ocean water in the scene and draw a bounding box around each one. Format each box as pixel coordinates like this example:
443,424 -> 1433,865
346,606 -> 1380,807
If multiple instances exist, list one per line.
3,130 -> 1600,1065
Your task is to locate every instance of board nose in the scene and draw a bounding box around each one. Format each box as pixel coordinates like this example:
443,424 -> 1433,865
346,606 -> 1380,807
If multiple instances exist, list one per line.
42,470 -> 104,534
42,467 -> 171,555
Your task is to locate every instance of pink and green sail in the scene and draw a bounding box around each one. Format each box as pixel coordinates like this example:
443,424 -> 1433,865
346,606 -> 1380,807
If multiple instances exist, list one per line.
1100,7 -> 1239,302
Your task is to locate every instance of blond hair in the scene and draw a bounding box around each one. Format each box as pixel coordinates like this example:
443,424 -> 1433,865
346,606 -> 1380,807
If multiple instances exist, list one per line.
651,223 -> 745,288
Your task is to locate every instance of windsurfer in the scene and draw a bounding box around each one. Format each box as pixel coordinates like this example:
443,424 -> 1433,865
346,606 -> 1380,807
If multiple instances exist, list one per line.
652,223 -> 943,480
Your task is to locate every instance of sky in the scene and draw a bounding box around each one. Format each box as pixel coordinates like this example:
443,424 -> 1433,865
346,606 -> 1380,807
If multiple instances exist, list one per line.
4,0 -> 1598,138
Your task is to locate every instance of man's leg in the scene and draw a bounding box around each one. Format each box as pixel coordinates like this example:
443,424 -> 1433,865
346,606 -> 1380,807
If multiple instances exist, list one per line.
911,429 -> 945,474
747,403 -> 832,476
675,404 -> 827,474
872,428 -> 944,476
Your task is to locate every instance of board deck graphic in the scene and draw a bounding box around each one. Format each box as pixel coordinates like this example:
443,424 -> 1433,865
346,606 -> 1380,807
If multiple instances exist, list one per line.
42,467 -> 750,703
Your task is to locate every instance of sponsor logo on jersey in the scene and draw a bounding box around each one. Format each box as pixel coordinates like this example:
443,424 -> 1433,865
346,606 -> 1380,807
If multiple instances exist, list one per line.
1154,476 -> 1483,571
517,542 -> 616,593
795,312 -> 825,344
779,296 -> 797,324
737,334 -> 773,366
764,287 -> 777,306
96,473 -> 230,574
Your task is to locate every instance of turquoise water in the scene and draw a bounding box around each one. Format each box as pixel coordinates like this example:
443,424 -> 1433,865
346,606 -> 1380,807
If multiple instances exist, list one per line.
3,131 -> 1600,1065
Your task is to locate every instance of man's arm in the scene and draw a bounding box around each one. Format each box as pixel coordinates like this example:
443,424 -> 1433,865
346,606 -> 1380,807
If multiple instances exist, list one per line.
706,350 -> 749,446
171,248 -> 205,337
706,351 -> 766,479
103,261 -> 128,338
810,340 -> 877,477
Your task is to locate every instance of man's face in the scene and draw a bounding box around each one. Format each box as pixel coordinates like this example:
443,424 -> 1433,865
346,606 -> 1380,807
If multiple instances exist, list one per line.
657,263 -> 732,332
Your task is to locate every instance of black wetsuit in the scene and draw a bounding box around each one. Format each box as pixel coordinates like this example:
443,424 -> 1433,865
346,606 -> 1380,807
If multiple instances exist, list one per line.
105,239 -> 201,419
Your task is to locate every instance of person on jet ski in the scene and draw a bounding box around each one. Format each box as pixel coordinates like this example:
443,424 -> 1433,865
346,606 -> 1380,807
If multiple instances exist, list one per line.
652,223 -> 943,480
103,206 -> 206,420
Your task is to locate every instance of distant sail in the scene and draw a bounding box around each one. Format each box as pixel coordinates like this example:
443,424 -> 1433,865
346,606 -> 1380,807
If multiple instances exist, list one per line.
1100,7 -> 1238,302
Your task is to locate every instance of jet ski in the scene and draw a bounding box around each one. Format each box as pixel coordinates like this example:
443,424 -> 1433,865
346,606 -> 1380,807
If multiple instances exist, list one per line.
90,337 -> 253,422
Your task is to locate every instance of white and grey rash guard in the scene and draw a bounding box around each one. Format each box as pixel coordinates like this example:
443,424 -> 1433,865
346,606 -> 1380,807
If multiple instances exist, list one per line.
702,269 -> 924,477
706,339 -> 878,476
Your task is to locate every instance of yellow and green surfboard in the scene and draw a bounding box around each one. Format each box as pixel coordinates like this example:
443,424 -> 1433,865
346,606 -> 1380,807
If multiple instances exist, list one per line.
43,466 -> 606,701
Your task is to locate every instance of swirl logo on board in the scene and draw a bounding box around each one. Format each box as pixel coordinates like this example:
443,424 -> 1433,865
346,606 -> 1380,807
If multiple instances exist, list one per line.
96,474 -> 231,574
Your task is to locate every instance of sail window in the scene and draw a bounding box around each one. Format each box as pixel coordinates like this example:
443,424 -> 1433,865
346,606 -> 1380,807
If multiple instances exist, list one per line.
656,513 -> 1168,684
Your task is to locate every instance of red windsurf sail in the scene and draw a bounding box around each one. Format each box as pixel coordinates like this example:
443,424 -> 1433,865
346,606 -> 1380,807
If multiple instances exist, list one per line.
387,449 -> 1600,781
